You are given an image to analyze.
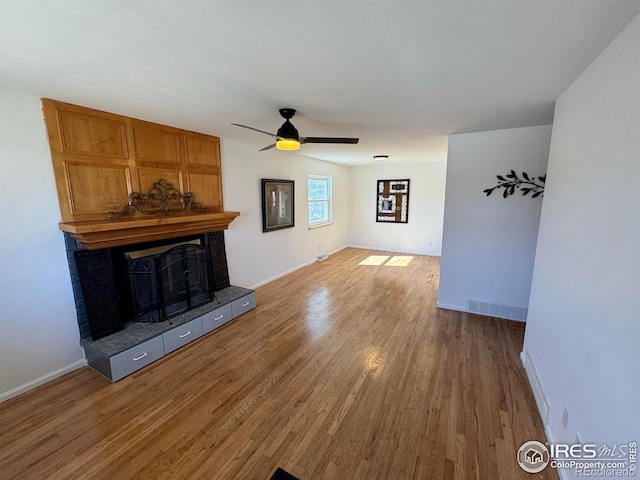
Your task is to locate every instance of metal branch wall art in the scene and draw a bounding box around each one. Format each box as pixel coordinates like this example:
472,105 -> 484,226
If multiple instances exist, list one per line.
109,178 -> 207,219
483,170 -> 546,199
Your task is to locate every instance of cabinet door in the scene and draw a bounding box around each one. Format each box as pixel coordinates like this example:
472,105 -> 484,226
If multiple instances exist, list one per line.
131,124 -> 181,165
57,110 -> 128,158
184,133 -> 223,212
65,162 -> 131,215
202,304 -> 233,334
43,100 -> 132,221
110,336 -> 164,381
231,293 -> 256,318
162,318 -> 203,354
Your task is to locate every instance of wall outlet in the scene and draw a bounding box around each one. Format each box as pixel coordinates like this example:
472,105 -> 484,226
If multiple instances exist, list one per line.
316,253 -> 328,262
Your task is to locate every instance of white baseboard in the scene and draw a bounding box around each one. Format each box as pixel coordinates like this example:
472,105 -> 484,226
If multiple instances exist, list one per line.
520,352 -> 565,478
348,244 -> 441,257
436,301 -> 466,311
250,245 -> 348,290
0,358 -> 87,404
250,259 -> 316,289
520,349 -> 551,429
325,245 -> 347,258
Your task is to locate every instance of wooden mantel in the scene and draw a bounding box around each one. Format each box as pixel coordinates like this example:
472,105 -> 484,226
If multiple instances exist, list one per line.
60,211 -> 240,250
41,99 -> 241,248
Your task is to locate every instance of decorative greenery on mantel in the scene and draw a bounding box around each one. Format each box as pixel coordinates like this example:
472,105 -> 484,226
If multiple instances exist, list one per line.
483,170 -> 546,199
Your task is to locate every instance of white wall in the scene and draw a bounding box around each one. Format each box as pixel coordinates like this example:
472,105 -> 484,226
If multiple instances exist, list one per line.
438,125 -> 552,319
523,14 -> 639,457
0,89 -> 86,400
347,162 -> 446,256
221,139 -> 349,289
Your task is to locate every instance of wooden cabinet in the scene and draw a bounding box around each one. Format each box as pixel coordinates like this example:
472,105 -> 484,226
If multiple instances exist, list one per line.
42,99 -> 225,223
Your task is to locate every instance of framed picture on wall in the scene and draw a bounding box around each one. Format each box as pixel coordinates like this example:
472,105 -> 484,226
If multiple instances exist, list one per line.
262,179 -> 295,232
376,179 -> 410,223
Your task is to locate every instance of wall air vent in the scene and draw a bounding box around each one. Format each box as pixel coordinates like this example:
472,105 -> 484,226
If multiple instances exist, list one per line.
467,299 -> 528,321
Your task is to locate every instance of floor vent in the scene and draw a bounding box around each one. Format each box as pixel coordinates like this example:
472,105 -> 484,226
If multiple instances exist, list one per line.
467,299 -> 527,321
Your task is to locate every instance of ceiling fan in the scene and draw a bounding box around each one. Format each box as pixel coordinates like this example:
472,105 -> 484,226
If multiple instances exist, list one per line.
232,108 -> 359,151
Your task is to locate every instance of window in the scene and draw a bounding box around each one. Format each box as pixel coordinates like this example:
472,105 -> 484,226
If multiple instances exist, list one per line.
308,175 -> 332,227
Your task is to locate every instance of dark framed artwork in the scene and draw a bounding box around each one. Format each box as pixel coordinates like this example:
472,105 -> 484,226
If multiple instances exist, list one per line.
262,179 -> 294,232
376,179 -> 410,223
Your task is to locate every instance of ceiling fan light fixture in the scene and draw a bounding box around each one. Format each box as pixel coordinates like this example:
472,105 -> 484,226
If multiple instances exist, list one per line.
276,139 -> 301,150
232,107 -> 359,152
277,119 -> 299,140
373,155 -> 389,161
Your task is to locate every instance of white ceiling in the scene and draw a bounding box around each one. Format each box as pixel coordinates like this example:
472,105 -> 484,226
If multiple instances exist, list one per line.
1,1 -> 638,166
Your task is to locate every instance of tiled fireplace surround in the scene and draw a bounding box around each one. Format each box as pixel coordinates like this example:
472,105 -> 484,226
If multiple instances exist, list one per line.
64,230 -> 232,341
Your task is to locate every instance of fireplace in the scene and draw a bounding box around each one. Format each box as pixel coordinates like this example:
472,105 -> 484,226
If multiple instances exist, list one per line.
40,100 -> 243,347
70,231 -> 230,341
125,240 -> 212,322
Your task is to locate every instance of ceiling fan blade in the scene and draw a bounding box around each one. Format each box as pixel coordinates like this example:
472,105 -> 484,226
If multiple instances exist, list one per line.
259,143 -> 276,151
301,137 -> 359,144
231,123 -> 277,138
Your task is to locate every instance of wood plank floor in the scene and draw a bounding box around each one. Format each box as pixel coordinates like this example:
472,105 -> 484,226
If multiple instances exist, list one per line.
0,248 -> 556,480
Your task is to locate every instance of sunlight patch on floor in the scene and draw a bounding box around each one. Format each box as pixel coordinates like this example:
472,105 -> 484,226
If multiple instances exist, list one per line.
358,255 -> 390,266
385,256 -> 413,267
358,255 -> 413,266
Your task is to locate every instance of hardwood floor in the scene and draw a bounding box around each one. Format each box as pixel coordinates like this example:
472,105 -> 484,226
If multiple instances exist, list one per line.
0,248 -> 556,480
